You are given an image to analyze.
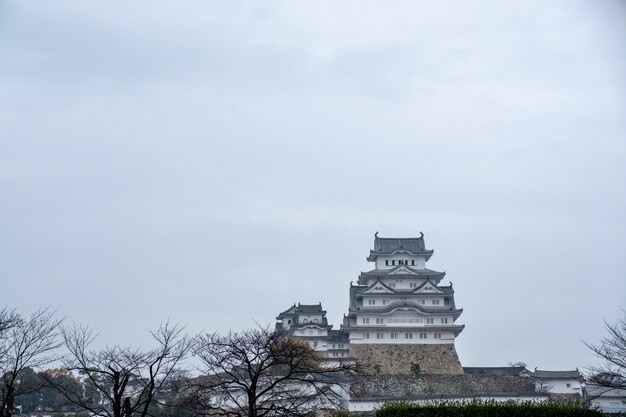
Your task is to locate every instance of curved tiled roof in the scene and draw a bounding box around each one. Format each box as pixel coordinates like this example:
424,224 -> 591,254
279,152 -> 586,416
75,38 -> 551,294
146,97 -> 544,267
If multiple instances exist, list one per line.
361,266 -> 445,277
349,302 -> 463,317
533,369 -> 583,380
276,302 -> 326,320
366,233 -> 434,261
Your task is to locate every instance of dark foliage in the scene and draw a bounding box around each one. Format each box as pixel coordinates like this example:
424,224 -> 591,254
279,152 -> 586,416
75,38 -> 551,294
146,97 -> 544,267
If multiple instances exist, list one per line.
375,400 -> 602,417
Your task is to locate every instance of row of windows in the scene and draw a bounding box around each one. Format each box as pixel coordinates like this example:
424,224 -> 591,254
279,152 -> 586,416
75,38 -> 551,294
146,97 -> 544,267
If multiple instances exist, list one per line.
299,330 -> 326,336
385,259 -> 416,266
365,298 -> 442,306
363,332 -> 443,339
331,352 -> 346,357
375,282 -> 436,290
362,317 -> 449,324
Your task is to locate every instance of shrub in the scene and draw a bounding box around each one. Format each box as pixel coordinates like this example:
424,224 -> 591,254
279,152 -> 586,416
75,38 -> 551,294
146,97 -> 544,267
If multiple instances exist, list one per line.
375,399 -> 603,417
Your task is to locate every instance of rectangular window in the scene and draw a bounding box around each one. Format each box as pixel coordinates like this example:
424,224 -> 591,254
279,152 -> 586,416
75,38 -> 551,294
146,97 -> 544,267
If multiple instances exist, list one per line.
405,333 -> 413,339
432,299 -> 440,305
390,332 -> 398,339
441,318 -> 448,324
426,318 -> 434,324
376,332 -> 383,339
399,260 -> 404,265
362,318 -> 370,324
411,260 -> 415,265
376,318 -> 384,324
364,333 -> 370,339
566,383 -> 571,388
419,333 -> 427,339
392,260 -> 395,266
368,299 -> 375,305
385,260 -> 389,266
420,299 -> 425,305
434,333 -> 441,339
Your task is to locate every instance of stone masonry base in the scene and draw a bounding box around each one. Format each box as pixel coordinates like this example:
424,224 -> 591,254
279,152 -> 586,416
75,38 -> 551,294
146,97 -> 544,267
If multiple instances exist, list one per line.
349,343 -> 464,375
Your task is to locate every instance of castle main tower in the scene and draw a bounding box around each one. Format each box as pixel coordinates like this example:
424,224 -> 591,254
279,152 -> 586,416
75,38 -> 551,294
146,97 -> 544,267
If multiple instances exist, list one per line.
342,232 -> 465,375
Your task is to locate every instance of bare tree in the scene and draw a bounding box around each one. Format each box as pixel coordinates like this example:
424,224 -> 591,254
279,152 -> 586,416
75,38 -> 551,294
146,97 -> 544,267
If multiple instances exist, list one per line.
55,322 -> 192,417
190,327 -> 354,417
0,309 -> 20,370
585,311 -> 626,391
0,308 -> 62,417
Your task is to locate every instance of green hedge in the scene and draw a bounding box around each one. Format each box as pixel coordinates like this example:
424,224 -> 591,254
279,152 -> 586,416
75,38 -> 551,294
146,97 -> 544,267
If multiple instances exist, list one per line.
375,400 -> 603,417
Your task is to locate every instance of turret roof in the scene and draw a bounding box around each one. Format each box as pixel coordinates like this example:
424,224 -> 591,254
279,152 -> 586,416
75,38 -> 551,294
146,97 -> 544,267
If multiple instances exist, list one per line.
348,302 -> 463,317
361,266 -> 445,277
367,232 -> 434,261
276,303 -> 326,320
533,369 -> 583,380
354,279 -> 454,296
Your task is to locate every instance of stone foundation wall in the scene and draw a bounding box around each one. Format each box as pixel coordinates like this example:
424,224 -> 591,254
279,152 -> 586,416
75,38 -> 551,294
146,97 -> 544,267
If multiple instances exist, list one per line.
351,374 -> 538,398
349,343 -> 464,375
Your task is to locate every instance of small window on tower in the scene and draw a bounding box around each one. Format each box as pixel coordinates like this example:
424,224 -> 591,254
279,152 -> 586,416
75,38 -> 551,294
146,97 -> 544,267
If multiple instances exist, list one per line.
392,260 -> 395,266
411,260 -> 415,265
385,260 -> 389,266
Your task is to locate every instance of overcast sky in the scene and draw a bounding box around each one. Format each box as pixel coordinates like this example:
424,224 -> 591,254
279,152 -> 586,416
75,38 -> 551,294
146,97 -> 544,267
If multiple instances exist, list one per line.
1,1 -> 625,371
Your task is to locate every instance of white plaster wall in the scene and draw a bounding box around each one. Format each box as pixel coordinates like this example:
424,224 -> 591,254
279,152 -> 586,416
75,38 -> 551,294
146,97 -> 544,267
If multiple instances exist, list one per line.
298,314 -> 323,323
591,397 -> 626,414
375,255 -> 426,269
349,330 -> 455,344
537,379 -> 582,394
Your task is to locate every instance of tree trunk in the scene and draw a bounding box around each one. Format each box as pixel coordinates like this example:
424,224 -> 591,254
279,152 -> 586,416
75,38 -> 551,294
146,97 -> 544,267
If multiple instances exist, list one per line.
5,382 -> 14,417
124,397 -> 132,417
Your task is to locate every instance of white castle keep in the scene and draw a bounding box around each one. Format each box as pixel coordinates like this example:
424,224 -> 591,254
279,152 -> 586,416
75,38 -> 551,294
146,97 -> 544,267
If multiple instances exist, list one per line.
276,232 -> 465,374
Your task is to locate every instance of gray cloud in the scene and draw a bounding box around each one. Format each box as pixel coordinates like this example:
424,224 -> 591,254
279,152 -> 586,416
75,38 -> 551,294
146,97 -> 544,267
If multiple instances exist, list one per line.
0,0 -> 624,369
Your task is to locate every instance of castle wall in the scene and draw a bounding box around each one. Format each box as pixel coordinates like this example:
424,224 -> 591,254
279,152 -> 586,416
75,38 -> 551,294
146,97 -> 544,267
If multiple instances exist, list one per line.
349,343 -> 464,375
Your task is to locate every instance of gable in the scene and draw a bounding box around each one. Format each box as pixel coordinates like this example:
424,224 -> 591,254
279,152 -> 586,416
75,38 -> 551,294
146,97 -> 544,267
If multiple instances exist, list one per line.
414,280 -> 444,294
389,265 -> 417,275
362,279 -> 395,294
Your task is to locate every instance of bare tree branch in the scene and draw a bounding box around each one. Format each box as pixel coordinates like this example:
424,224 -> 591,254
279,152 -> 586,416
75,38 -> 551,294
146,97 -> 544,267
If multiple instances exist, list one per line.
585,310 -> 626,391
0,308 -> 62,417
52,322 -> 192,417
188,327 -> 354,417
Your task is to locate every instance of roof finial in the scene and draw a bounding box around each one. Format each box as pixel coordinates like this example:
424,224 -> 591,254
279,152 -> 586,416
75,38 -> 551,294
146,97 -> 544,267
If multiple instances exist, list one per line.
375,231 -> 379,238
419,231 -> 424,238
